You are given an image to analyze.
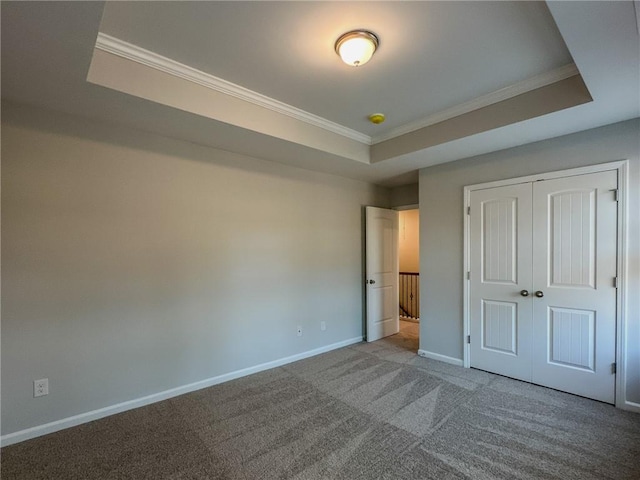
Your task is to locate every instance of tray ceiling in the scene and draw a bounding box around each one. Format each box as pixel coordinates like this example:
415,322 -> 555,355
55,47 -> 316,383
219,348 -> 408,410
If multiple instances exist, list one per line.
2,1 -> 639,186
98,1 -> 575,138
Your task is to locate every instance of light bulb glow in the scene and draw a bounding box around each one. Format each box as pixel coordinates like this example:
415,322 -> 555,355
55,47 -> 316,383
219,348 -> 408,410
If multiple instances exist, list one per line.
335,31 -> 379,67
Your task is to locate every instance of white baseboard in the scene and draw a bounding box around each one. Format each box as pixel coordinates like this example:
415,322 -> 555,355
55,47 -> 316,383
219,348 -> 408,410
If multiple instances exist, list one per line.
417,349 -> 464,367
622,400 -> 640,413
0,336 -> 363,447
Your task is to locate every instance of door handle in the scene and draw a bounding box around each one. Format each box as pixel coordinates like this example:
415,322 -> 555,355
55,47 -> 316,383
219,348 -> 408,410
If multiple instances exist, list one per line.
520,290 -> 529,297
535,291 -> 544,298
368,279 -> 376,284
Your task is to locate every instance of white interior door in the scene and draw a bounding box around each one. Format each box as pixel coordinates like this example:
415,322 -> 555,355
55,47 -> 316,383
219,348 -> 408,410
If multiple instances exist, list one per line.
469,183 -> 533,381
531,171 -> 618,403
366,206 -> 399,342
468,170 -> 618,403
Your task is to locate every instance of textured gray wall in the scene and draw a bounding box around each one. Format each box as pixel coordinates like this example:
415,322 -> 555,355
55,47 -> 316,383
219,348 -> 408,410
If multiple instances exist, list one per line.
1,102 -> 389,435
419,119 -> 640,405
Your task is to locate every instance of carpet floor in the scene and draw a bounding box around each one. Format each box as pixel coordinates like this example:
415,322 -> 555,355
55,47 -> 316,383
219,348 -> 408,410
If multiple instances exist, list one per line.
2,325 -> 639,479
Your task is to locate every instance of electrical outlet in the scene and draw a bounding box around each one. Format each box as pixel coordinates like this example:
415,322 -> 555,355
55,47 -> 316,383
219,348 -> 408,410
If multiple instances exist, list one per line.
297,326 -> 303,337
320,321 -> 326,331
34,378 -> 49,397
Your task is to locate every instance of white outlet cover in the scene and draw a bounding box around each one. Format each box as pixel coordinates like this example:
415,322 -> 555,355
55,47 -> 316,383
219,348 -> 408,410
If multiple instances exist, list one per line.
321,321 -> 327,331
34,378 -> 49,397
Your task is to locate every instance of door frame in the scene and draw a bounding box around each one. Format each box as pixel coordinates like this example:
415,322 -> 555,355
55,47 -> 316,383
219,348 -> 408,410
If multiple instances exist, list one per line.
462,160 -> 629,408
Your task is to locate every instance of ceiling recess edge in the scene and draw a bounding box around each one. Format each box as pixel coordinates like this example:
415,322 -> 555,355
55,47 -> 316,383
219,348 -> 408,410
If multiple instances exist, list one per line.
94,33 -> 373,145
371,63 -> 580,144
94,33 -> 581,155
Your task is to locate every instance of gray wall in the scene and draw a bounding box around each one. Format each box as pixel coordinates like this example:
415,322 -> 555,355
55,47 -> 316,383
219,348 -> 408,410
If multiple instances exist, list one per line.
1,102 -> 389,435
389,183 -> 418,207
419,118 -> 640,406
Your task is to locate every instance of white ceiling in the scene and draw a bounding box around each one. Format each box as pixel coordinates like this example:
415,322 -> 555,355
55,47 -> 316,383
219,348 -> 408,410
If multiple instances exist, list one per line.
2,1 -> 639,187
98,1 -> 573,137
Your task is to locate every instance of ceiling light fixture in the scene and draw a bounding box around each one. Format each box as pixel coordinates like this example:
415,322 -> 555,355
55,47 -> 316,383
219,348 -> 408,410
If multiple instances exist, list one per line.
335,30 -> 379,67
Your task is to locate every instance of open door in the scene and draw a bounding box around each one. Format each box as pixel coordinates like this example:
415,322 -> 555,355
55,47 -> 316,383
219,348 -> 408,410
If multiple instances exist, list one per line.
365,206 -> 399,342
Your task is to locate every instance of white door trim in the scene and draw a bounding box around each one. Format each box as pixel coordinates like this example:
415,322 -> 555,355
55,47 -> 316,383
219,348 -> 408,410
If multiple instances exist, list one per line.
463,160 -> 630,409
393,204 -> 419,211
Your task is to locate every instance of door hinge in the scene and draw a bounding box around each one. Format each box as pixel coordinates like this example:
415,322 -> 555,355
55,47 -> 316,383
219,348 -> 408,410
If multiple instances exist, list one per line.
612,189 -> 619,202
614,277 -> 619,289
467,206 -> 471,215
612,362 -> 617,374
467,335 -> 471,344
467,271 -> 471,280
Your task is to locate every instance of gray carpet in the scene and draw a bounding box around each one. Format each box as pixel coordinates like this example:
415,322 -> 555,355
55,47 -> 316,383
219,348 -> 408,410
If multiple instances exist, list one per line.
2,326 -> 639,479
384,319 -> 419,352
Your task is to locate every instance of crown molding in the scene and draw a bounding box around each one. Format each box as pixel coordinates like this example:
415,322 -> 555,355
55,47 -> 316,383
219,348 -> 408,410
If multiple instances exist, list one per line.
95,33 -> 373,145
371,63 -> 580,144
95,33 -> 581,150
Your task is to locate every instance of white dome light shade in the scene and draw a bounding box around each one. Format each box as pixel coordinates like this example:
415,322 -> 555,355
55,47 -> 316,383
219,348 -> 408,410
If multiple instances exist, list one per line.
335,31 -> 379,67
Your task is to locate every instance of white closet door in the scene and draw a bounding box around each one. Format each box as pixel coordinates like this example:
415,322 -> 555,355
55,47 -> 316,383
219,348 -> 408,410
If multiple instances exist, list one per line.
531,171 -> 618,403
469,183 -> 533,382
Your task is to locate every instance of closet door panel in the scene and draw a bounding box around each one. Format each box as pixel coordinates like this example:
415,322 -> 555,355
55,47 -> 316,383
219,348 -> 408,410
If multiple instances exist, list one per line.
531,171 -> 617,404
469,183 -> 533,381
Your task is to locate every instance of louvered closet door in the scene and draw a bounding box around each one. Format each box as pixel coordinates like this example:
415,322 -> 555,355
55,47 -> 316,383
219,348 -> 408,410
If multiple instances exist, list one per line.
531,171 -> 618,403
469,183 -> 533,382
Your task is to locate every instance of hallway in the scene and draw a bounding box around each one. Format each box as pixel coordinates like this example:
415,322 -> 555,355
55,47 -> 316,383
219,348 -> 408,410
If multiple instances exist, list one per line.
383,320 -> 419,353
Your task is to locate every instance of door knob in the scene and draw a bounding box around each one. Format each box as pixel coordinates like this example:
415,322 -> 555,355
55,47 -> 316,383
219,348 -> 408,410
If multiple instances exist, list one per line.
520,290 -> 529,297
535,291 -> 544,298
368,279 -> 376,284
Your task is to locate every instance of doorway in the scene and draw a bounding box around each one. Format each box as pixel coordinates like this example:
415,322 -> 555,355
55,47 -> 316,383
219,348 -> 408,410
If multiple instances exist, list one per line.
397,208 -> 420,351
364,205 -> 420,352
